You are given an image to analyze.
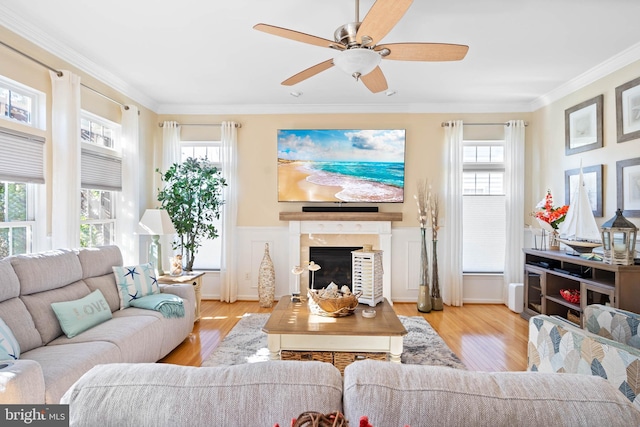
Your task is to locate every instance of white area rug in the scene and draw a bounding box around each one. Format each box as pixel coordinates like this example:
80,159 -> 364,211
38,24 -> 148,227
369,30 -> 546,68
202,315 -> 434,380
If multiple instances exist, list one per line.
201,313 -> 465,369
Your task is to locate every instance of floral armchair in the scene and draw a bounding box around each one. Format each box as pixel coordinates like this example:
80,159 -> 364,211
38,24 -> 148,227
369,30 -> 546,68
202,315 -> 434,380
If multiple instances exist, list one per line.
528,304 -> 640,409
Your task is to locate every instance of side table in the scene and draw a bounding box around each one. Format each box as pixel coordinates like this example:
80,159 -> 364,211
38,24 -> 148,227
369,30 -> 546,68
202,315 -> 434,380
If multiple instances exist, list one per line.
157,271 -> 205,322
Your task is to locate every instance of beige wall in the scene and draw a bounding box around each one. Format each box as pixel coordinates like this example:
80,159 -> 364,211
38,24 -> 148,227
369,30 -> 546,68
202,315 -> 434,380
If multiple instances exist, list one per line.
529,59 -> 640,228
159,112 -> 531,228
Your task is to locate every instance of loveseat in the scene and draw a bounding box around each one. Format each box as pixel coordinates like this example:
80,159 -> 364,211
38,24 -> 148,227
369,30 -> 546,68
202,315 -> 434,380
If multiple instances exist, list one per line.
61,359 -> 640,426
0,246 -> 195,404
528,304 -> 640,410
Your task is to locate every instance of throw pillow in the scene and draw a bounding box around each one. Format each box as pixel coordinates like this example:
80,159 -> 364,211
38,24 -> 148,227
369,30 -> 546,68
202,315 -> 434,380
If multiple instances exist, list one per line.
0,318 -> 20,360
51,290 -> 113,338
112,263 -> 159,310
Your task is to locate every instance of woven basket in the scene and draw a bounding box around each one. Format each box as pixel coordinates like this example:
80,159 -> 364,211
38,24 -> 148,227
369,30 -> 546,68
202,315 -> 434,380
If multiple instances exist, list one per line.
281,350 -> 387,375
567,310 -> 581,325
308,290 -> 360,317
333,352 -> 387,374
281,350 -> 333,364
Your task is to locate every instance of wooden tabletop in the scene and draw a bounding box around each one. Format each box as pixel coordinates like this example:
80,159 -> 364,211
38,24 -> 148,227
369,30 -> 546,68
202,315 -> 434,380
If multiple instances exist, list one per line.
263,297 -> 407,337
157,271 -> 205,284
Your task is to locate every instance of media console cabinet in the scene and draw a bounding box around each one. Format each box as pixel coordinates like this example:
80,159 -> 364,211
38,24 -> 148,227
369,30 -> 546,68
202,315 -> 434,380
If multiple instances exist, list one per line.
522,248 -> 640,326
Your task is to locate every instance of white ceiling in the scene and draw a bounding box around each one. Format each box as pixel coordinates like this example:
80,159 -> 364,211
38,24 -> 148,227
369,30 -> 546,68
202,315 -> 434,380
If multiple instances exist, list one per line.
1,0 -> 640,114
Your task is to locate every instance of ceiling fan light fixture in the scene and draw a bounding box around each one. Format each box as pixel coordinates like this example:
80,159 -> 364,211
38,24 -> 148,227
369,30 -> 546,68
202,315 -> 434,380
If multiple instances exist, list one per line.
333,48 -> 381,80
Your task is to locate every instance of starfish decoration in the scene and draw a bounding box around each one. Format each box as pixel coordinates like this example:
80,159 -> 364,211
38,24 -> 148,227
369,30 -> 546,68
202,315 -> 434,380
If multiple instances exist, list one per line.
124,267 -> 139,279
128,290 -> 140,302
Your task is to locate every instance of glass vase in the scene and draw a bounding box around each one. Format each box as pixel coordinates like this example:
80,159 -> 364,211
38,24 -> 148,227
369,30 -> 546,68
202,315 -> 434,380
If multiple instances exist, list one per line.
417,228 -> 432,313
431,239 -> 443,311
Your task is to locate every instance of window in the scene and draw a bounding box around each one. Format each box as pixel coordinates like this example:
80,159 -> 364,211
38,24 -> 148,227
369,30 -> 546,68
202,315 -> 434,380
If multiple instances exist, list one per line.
0,125 -> 44,257
180,140 -> 222,270
80,189 -> 115,247
81,116 -> 115,149
0,75 -> 45,129
462,141 -> 506,273
80,112 -> 120,248
0,182 -> 35,257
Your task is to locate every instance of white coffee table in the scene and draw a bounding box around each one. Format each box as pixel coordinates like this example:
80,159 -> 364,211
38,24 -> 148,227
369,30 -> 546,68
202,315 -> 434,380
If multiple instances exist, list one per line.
262,297 -> 407,363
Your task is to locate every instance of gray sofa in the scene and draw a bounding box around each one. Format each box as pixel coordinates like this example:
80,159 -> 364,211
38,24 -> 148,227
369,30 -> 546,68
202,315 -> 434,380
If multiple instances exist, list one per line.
61,359 -> 640,426
0,246 -> 195,404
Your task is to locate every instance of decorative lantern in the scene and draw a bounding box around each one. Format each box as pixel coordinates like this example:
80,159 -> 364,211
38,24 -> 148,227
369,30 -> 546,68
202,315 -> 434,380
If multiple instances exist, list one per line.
600,209 -> 638,265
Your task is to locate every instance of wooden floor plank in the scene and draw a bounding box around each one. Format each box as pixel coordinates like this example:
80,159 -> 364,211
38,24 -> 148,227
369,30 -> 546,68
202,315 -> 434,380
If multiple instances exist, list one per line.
160,300 -> 529,372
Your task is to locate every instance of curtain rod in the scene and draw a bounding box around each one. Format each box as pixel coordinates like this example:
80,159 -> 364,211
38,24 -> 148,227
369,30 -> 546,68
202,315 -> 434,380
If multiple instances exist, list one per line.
441,122 -> 528,127
0,40 -> 129,110
158,122 -> 242,128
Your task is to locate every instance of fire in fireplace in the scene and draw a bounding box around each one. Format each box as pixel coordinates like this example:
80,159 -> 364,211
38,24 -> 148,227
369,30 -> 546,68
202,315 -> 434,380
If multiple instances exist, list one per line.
308,246 -> 362,291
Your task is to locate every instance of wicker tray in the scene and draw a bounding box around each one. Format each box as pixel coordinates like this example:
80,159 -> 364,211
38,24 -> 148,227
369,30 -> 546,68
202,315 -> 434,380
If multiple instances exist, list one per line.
308,290 -> 361,317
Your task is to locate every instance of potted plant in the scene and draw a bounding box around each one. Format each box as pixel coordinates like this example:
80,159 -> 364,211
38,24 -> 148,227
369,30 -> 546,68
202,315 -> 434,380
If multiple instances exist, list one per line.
157,157 -> 227,271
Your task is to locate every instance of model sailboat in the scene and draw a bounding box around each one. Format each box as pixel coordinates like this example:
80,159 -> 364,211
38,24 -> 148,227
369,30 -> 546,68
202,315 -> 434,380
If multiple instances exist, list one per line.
557,167 -> 602,253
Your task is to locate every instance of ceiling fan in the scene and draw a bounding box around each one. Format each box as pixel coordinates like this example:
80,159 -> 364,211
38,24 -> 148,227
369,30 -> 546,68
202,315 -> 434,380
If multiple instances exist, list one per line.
253,0 -> 469,94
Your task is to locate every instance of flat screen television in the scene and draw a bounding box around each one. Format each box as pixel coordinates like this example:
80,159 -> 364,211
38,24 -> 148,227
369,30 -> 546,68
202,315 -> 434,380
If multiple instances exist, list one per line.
277,129 -> 405,203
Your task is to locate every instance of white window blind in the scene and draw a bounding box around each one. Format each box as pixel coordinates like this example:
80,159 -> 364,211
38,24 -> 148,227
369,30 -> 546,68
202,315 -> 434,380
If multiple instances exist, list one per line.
463,195 -> 506,272
0,126 -> 45,183
81,145 -> 122,191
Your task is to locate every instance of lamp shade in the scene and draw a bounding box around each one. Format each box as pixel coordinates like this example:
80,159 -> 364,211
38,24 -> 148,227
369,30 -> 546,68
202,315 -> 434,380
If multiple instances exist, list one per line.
138,209 -> 177,235
333,48 -> 381,78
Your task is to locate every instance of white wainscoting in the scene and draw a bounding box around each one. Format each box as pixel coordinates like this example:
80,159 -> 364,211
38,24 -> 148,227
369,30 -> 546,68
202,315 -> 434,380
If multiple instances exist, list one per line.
200,225 -> 518,306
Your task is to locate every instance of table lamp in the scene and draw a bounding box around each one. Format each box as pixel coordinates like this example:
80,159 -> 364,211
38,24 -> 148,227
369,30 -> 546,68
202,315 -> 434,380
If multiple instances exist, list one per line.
138,209 -> 177,275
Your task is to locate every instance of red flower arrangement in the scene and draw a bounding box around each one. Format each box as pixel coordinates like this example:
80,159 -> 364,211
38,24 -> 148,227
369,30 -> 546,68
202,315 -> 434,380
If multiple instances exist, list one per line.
533,190 -> 569,230
274,412 -> 410,427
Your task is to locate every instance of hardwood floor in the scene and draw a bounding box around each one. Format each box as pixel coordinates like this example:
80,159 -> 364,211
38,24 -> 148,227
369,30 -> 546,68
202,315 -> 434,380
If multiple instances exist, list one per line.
160,300 -> 530,372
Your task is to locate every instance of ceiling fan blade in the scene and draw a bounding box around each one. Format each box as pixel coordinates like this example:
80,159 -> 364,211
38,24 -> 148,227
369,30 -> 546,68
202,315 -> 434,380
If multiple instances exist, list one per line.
282,59 -> 335,86
356,0 -> 413,46
253,23 -> 345,50
377,42 -> 469,61
361,66 -> 388,93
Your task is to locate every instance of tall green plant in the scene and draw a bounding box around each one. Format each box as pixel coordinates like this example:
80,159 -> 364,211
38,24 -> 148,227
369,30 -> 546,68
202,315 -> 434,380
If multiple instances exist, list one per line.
157,158 -> 227,271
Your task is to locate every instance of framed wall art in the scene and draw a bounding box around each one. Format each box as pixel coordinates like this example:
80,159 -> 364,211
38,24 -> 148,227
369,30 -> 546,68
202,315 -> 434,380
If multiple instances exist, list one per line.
615,76 -> 640,143
564,164 -> 603,217
617,157 -> 640,217
565,95 -> 603,155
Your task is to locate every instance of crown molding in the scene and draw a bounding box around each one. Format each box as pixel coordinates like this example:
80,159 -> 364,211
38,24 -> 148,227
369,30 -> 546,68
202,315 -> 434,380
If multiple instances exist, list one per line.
4,2 -> 637,117
0,5 -> 158,112
530,41 -> 640,111
156,101 -> 532,115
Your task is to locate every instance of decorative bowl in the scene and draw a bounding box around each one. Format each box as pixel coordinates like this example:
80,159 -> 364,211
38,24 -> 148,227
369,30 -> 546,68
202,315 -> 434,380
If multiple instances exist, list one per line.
308,290 -> 361,317
560,289 -> 580,304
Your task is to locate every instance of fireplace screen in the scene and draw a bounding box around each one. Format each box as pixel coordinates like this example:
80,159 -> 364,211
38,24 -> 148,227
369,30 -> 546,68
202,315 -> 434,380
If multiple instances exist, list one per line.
308,246 -> 362,291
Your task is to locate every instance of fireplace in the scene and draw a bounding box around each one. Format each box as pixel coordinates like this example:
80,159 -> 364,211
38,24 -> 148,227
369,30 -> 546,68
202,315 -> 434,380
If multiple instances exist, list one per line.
282,212 -> 399,303
308,246 -> 361,291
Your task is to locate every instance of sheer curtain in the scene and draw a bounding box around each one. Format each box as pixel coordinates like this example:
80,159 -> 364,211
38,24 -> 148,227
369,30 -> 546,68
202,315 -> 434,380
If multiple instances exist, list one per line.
159,121 -> 181,262
220,121 -> 238,303
443,120 -> 464,306
162,121 -> 180,172
503,120 -> 526,298
50,70 -> 81,249
118,105 -> 140,265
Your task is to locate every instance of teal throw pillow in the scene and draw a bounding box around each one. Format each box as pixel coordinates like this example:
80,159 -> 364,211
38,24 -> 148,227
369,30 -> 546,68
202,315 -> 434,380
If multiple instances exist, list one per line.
112,263 -> 159,310
0,318 -> 20,360
51,289 -> 113,338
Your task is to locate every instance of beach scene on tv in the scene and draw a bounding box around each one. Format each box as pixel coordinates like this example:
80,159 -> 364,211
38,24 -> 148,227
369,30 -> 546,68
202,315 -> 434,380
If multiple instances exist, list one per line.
277,129 -> 405,203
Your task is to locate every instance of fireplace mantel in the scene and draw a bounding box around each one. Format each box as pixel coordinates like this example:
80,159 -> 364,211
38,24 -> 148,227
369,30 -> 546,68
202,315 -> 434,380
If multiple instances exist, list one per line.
279,212 -> 402,222
281,211 -> 400,303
